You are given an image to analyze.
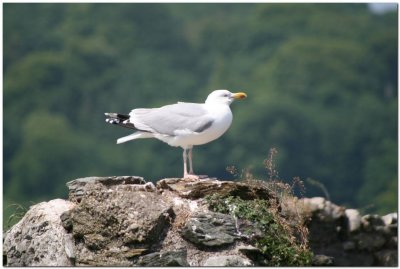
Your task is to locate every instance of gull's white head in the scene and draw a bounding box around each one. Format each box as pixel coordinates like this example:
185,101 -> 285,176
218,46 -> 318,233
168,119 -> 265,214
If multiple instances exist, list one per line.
205,89 -> 247,105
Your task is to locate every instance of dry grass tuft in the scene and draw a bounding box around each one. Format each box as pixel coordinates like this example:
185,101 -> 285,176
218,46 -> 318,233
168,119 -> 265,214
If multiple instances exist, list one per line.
223,148 -> 313,263
4,203 -> 29,232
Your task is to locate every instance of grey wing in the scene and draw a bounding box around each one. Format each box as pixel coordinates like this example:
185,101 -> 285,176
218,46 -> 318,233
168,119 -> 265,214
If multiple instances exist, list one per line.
129,103 -> 214,136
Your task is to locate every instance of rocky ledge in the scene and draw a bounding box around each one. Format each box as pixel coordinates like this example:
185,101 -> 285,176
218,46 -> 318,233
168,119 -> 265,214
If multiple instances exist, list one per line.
3,176 -> 397,266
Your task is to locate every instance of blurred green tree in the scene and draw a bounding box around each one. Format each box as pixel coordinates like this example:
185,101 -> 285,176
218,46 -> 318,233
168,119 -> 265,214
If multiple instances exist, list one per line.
3,3 -> 397,221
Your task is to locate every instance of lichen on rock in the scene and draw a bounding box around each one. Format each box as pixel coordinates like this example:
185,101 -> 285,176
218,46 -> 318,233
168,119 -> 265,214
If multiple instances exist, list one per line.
181,212 -> 238,248
203,254 -> 253,266
3,199 -> 76,266
66,177 -> 174,266
136,248 -> 189,266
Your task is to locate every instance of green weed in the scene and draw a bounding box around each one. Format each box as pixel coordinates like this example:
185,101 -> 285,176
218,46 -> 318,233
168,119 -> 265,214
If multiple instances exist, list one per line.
220,148 -> 313,265
4,203 -> 29,232
205,194 -> 313,266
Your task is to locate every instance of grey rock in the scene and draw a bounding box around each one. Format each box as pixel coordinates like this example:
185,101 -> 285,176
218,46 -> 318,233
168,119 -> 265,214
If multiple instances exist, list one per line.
322,200 -> 345,220
64,234 -> 75,260
345,209 -> 361,232
387,236 -> 397,248
382,213 -> 397,226
374,249 -> 398,266
312,254 -> 334,266
361,214 -> 385,232
181,212 -> 237,248
303,197 -> 326,212
157,177 -> 274,200
60,210 -> 73,232
68,175 -> 145,187
66,176 -> 145,202
3,199 -> 76,266
237,245 -> 263,256
354,232 -> 386,251
203,255 -> 253,266
337,252 -> 374,266
4,173 -> 397,267
136,249 -> 189,266
304,198 -> 397,266
237,245 -> 266,265
302,197 -> 345,221
374,225 -> 394,236
387,223 -> 398,234
70,184 -> 173,266
342,241 -> 356,251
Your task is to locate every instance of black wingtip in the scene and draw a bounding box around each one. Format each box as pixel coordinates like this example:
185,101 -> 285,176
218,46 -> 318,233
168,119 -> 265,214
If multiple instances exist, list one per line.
104,112 -> 136,130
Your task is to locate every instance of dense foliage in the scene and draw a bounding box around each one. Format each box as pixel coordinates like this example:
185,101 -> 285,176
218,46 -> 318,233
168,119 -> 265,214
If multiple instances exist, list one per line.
4,4 -> 397,221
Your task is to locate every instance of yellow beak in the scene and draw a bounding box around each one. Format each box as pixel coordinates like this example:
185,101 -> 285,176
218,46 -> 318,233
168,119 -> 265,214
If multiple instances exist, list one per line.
232,92 -> 247,100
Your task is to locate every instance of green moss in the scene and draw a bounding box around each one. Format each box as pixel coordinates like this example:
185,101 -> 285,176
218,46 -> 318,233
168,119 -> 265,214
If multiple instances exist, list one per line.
204,194 -> 313,266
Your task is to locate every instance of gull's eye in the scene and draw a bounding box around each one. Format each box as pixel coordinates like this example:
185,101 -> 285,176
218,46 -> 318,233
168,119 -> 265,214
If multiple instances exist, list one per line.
223,93 -> 229,97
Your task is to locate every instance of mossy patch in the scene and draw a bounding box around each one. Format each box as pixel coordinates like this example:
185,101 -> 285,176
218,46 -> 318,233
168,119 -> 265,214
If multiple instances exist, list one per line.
204,193 -> 313,266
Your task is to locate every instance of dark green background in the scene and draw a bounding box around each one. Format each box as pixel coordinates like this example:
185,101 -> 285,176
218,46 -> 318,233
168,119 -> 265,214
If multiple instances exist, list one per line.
3,4 -> 397,223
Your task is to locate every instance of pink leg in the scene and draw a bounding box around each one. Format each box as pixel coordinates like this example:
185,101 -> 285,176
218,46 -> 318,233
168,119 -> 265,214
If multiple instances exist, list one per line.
188,147 -> 194,174
184,147 -> 208,179
183,148 -> 199,179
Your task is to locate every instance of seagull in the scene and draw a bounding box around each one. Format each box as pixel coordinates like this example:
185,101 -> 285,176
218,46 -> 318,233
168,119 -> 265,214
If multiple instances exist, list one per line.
105,89 -> 247,179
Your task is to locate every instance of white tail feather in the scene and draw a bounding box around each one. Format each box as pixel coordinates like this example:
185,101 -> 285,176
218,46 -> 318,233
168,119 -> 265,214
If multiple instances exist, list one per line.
117,132 -> 153,144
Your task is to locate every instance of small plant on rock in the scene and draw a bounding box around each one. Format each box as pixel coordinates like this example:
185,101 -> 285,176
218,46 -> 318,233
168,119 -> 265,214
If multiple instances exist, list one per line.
4,203 -> 29,232
205,194 -> 313,266
215,148 -> 313,266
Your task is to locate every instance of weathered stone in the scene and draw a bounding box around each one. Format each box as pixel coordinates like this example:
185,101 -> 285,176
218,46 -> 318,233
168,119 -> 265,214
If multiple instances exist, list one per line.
302,197 -> 345,221
342,241 -> 356,251
374,249 -> 397,266
382,213 -> 397,226
203,255 -> 253,266
339,252 -> 374,266
60,210 -> 73,232
302,197 -> 397,266
374,225 -> 394,236
3,199 -> 75,266
321,201 -> 345,220
312,254 -> 334,266
68,175 -> 145,188
181,212 -> 238,248
237,245 -> 263,255
64,233 -> 75,260
234,218 -> 264,241
353,233 -> 386,251
387,236 -> 397,248
136,249 -> 189,266
157,177 -> 273,200
4,175 -> 397,267
345,209 -> 361,232
70,183 -> 173,266
66,176 -> 145,202
361,214 -> 385,232
387,223 -> 398,234
73,249 -> 133,266
237,245 -> 266,265
121,248 -> 148,258
303,197 -> 326,212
